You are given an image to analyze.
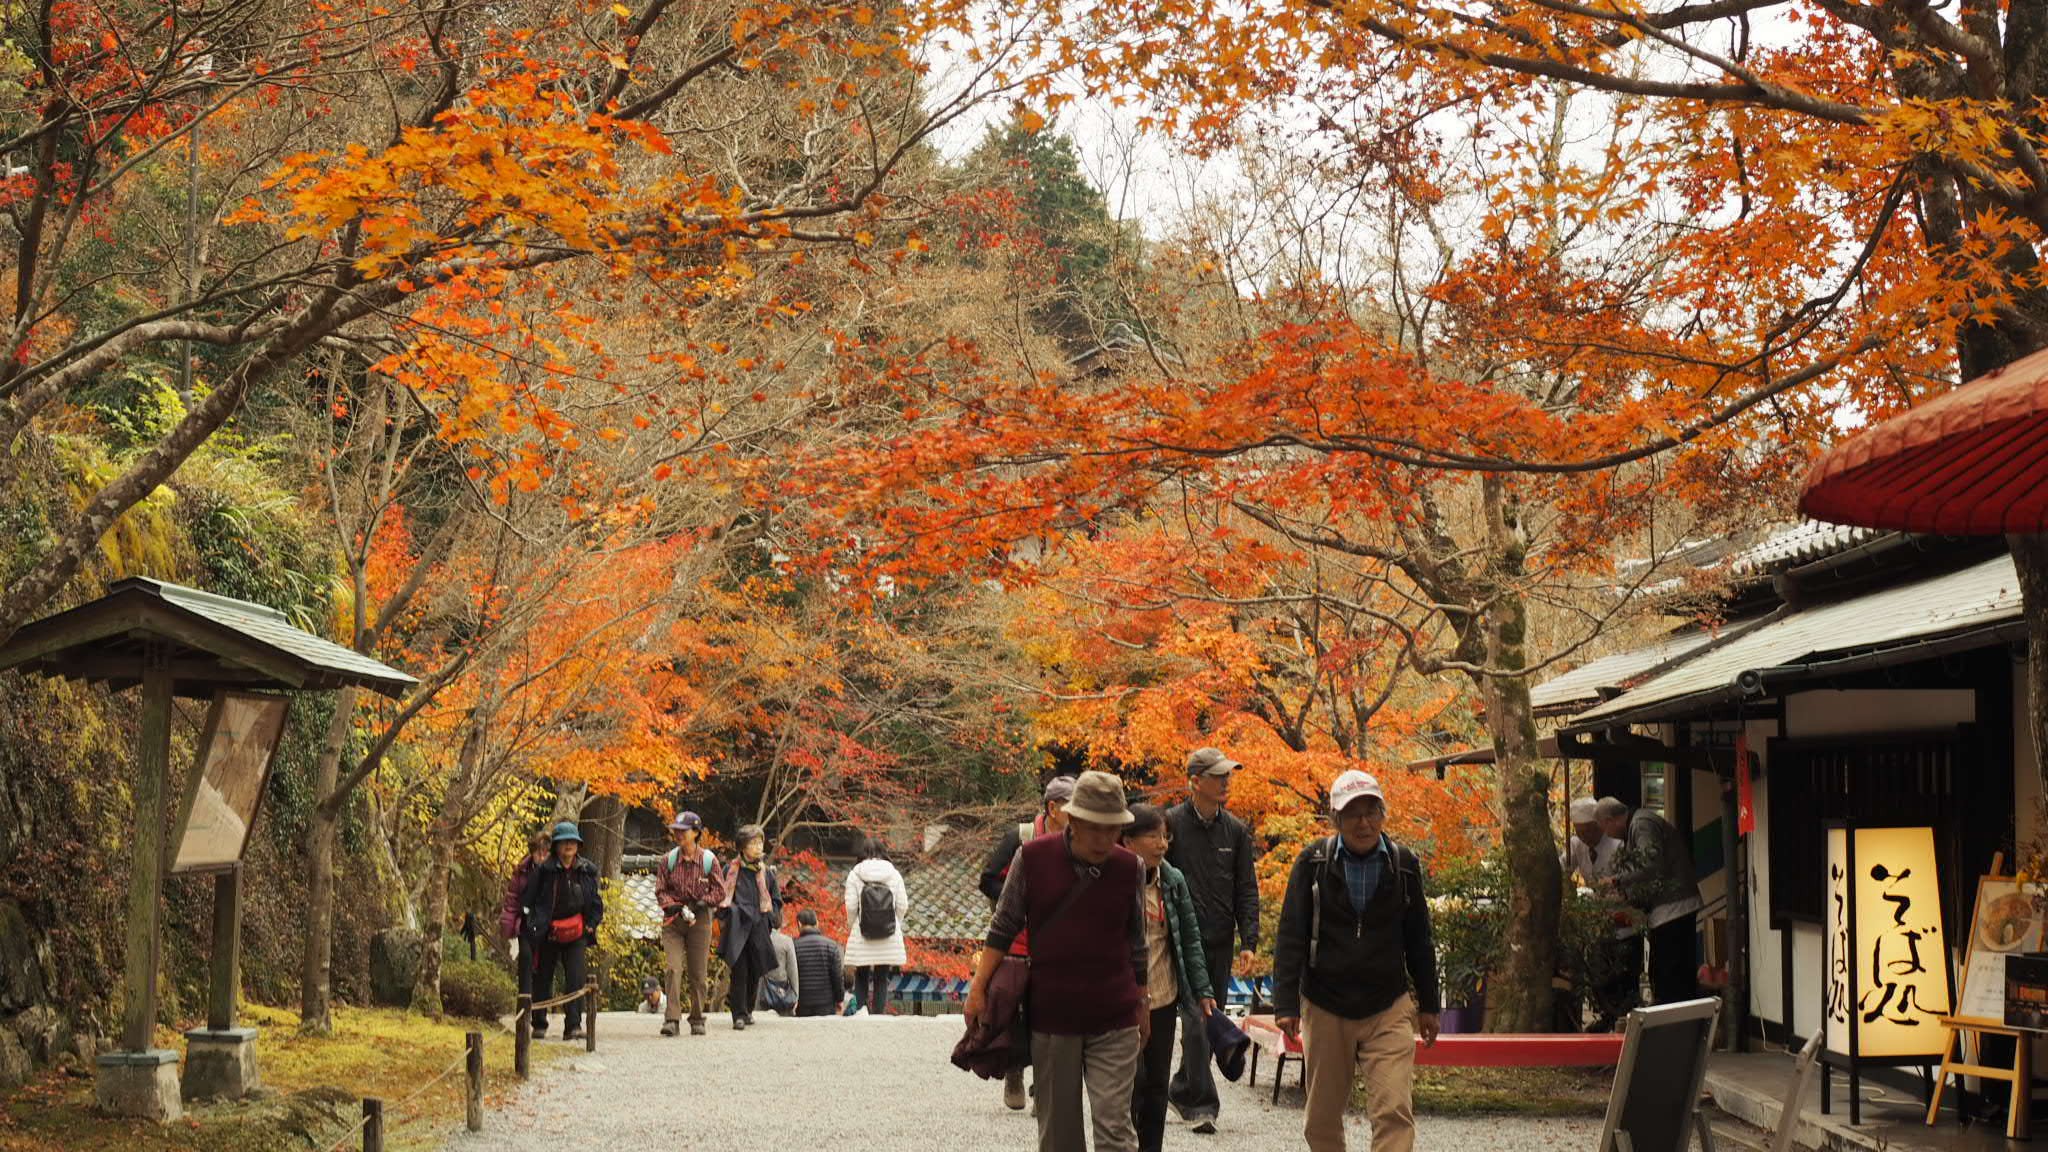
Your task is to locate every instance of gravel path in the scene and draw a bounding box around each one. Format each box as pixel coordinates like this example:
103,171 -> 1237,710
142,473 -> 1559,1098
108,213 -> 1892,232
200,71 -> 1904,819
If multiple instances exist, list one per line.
441,1011 -> 1604,1150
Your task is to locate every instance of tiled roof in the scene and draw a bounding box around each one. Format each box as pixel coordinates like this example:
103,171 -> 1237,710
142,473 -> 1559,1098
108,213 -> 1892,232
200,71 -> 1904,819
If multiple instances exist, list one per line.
901,855 -> 989,942
1530,628 -> 1724,713
609,852 -> 992,943
615,870 -> 664,941
1727,521 -> 1887,577
1567,553 -> 2021,728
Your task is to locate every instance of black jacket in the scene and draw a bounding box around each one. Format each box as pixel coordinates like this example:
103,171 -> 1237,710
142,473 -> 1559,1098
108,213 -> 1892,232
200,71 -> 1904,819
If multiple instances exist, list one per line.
793,928 -> 846,1016
1164,801 -> 1261,949
522,856 -> 605,945
1271,835 -> 1440,1019
979,818 -> 1037,903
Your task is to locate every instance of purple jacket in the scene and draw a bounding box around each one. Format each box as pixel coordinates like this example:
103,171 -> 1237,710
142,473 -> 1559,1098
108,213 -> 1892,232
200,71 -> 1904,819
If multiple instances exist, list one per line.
952,956 -> 1029,1079
500,856 -> 536,940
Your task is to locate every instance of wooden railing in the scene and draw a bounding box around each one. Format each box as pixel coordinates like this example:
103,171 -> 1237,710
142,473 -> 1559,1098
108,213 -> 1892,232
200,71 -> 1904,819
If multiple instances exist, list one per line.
324,979 -> 601,1151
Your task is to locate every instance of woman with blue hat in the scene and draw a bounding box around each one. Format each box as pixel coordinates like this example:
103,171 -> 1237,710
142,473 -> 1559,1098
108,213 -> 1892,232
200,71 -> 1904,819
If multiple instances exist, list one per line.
522,820 -> 605,1041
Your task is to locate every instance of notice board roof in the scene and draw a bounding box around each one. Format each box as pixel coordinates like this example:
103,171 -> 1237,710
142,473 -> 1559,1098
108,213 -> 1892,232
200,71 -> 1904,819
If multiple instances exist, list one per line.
0,578 -> 416,699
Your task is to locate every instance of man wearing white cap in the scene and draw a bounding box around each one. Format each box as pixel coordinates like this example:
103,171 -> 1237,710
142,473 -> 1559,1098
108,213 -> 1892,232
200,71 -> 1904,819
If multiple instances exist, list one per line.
1272,770 -> 1439,1152
1562,797 -> 1623,887
1562,797 -> 1634,1030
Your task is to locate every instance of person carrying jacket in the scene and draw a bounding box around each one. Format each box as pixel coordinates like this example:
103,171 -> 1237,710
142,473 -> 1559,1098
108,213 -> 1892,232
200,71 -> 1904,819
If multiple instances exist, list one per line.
654,810 -> 725,1036
718,823 -> 783,1030
500,830 -> 551,995
1163,747 -> 1261,1132
977,774 -> 1077,1110
967,771 -> 1152,1152
792,909 -> 847,1016
844,839 -> 910,1015
1272,771 -> 1440,1152
1120,804 -> 1218,1152
522,821 -> 605,1042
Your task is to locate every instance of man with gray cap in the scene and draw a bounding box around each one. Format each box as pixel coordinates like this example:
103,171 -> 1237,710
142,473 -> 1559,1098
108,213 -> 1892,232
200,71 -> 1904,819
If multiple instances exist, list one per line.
969,770 -> 1152,1152
1561,797 -> 1634,1030
1164,747 -> 1260,1132
980,775 -> 1080,1109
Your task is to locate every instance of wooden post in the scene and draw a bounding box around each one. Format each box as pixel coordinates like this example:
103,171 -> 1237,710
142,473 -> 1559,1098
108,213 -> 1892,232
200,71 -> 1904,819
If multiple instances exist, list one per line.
362,1098 -> 384,1152
584,983 -> 598,1052
465,1031 -> 483,1132
514,996 -> 531,1079
207,865 -> 242,1032
121,645 -> 173,1053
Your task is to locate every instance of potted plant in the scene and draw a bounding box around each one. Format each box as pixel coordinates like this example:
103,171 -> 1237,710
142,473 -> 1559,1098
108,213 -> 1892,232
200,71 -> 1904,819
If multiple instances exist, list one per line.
1429,854 -> 1508,1033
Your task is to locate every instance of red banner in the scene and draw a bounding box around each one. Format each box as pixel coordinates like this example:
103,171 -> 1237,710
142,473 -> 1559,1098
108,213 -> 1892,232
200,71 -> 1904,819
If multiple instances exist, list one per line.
1735,731 -> 1756,836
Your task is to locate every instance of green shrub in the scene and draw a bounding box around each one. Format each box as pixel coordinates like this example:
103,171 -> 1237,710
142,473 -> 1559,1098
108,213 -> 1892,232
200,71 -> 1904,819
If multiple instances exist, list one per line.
597,938 -> 665,1011
439,958 -> 517,1021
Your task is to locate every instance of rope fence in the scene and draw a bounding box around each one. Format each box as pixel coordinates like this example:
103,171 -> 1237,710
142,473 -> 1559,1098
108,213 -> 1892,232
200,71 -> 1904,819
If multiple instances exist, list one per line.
314,974 -> 602,1151
514,981 -> 600,1076
318,1046 -> 469,1152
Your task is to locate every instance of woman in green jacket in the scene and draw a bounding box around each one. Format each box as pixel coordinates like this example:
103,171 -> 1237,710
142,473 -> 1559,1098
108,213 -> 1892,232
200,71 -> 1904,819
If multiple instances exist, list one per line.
1122,803 -> 1219,1152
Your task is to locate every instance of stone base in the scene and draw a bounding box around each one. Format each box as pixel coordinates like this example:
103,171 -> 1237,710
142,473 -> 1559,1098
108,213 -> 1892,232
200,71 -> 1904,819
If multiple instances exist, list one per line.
182,1027 -> 260,1102
94,1050 -> 182,1122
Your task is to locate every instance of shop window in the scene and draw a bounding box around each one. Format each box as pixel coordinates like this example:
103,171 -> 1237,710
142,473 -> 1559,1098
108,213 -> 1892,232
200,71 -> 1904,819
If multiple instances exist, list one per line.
1766,732 -> 1962,928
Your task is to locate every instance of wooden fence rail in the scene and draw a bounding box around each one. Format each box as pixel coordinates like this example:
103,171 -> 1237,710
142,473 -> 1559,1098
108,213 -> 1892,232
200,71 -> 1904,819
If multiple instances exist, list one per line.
335,975 -> 602,1150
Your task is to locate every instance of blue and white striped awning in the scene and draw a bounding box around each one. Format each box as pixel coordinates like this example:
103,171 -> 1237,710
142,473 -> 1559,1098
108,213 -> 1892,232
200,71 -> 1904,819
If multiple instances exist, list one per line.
873,973 -> 1273,1006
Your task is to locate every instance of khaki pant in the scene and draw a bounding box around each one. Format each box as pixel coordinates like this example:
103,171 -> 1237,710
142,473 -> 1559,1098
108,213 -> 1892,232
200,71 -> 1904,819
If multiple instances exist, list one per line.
1301,993 -> 1416,1152
661,915 -> 711,1025
1032,1027 -> 1141,1152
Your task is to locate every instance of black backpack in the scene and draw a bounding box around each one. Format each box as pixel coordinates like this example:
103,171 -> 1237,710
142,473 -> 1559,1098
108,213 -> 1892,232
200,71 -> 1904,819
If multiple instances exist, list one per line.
858,876 -> 897,940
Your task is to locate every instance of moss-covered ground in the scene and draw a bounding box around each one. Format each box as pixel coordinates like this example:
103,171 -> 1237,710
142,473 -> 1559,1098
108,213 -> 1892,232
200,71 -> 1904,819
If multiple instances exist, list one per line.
0,1004 -> 559,1151
1410,1065 -> 1612,1116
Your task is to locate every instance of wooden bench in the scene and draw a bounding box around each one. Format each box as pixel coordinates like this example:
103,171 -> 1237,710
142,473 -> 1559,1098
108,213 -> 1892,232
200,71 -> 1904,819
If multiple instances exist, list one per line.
1242,1015 -> 1625,1104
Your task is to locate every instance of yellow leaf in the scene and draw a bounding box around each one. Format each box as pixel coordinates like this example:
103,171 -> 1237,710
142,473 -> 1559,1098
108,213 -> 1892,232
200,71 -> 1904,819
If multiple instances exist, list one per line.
611,2 -> 631,14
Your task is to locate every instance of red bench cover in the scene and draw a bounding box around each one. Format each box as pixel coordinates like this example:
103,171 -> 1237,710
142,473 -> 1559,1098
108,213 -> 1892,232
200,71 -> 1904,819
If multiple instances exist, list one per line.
1241,1014 -> 1623,1067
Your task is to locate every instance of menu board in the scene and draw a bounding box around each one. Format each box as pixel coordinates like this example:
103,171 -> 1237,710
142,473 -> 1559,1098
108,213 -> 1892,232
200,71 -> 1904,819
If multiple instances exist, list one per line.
1955,876 -> 2048,1024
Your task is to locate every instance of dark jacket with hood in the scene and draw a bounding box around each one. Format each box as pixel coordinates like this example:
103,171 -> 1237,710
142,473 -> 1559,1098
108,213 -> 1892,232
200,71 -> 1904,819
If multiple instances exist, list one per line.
1271,834 -> 1439,1020
522,854 -> 605,946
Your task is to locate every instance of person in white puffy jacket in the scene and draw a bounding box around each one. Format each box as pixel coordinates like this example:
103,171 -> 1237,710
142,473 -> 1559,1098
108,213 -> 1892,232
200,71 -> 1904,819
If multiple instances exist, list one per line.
844,840 -> 910,1014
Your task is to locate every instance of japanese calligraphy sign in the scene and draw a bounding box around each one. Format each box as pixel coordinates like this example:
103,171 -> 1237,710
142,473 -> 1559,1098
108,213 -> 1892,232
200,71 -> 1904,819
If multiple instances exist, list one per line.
1955,876 -> 2048,1025
1823,826 -> 1953,1060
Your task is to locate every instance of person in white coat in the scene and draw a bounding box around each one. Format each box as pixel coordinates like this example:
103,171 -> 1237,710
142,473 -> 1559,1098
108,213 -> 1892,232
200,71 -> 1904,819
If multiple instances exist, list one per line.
844,839 -> 910,1015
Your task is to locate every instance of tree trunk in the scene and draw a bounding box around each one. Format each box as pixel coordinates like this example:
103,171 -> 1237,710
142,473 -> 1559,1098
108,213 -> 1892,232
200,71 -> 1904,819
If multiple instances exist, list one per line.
2011,534 -> 2048,790
1479,618 -> 1561,1031
582,794 -> 627,884
1480,479 -> 1561,1033
552,780 -> 588,823
412,825 -> 455,1017
299,684 -> 358,1035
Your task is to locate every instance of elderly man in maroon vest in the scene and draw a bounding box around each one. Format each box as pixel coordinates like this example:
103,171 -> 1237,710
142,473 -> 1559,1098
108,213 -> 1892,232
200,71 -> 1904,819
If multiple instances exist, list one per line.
968,771 -> 1153,1152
